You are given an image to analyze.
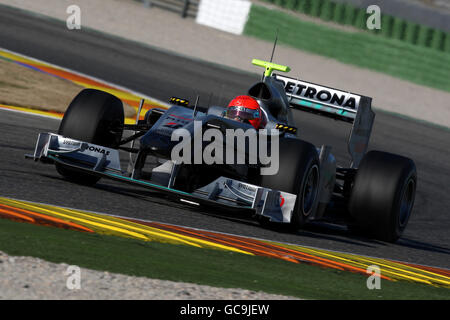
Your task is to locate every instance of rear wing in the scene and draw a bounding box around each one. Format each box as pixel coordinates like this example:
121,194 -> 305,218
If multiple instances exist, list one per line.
274,74 -> 375,168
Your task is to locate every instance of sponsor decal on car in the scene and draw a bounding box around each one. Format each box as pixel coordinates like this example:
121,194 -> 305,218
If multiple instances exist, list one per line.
276,75 -> 361,111
87,145 -> 110,156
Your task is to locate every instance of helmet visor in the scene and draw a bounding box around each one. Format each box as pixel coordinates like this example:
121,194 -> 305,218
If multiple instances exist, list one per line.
226,106 -> 260,121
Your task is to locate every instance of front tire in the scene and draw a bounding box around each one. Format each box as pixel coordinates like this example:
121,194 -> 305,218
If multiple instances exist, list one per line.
259,138 -> 320,230
56,89 -> 124,185
348,150 -> 417,242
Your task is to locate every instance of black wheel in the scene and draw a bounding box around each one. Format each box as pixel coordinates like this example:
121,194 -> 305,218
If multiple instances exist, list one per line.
349,150 -> 417,242
56,89 -> 124,185
259,138 -> 320,229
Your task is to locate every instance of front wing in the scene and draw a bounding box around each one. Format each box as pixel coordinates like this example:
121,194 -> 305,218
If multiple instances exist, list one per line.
28,133 -> 297,223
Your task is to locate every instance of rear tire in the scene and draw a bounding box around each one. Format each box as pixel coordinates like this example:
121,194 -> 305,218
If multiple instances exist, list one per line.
259,138 -> 320,230
349,150 -> 417,242
56,89 -> 124,185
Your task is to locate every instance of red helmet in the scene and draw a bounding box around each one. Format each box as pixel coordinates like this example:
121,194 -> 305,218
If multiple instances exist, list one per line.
226,95 -> 262,129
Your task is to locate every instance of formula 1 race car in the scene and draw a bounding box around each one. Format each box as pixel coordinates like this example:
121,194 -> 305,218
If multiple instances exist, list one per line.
28,59 -> 417,242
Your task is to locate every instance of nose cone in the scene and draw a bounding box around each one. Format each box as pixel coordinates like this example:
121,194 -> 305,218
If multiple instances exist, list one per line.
140,105 -> 196,157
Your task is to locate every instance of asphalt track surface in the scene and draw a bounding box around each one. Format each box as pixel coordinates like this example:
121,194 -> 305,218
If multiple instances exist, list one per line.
0,5 -> 449,268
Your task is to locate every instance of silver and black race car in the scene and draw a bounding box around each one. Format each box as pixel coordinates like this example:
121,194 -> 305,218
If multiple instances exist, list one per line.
28,59 -> 417,242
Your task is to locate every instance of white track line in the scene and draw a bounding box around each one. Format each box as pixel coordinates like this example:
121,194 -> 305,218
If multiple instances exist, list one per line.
0,107 -> 61,121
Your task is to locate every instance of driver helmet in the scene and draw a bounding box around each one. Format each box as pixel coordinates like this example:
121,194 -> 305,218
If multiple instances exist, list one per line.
226,95 -> 262,129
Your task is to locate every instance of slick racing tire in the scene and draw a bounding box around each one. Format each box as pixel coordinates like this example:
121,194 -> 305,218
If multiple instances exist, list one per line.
259,138 -> 320,230
56,89 -> 124,185
348,151 -> 417,243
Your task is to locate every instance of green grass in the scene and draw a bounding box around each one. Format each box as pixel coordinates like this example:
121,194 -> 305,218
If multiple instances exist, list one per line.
0,218 -> 449,299
244,5 -> 450,92
259,0 -> 450,53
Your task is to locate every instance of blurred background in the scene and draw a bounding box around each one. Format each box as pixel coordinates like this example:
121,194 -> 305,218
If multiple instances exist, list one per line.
2,0 -> 448,127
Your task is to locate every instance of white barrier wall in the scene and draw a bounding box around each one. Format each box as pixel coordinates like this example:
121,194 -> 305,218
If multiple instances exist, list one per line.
196,0 -> 252,35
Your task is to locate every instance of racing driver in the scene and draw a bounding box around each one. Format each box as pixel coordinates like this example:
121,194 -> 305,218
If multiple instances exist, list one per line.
225,95 -> 266,129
